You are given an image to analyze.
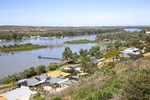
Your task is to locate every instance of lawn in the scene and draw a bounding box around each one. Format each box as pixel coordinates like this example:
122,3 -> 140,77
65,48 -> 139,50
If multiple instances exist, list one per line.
44,64 -> 78,78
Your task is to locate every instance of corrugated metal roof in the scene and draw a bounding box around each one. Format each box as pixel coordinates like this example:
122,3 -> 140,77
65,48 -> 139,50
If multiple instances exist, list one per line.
90,58 -> 97,63
57,78 -> 70,84
47,78 -> 63,84
18,75 -> 50,86
27,78 -> 40,86
0,86 -> 35,100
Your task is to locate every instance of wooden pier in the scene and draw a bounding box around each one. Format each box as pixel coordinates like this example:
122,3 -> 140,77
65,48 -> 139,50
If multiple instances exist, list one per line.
38,55 -> 61,60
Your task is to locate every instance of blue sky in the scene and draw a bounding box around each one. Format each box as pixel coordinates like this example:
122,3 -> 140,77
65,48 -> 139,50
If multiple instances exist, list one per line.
0,0 -> 150,26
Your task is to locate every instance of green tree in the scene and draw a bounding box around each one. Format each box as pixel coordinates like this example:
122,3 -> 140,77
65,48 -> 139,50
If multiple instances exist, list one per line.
53,96 -> 61,100
23,69 -> 31,78
79,48 -> 88,57
89,46 -> 103,59
29,67 -> 36,76
72,52 -> 79,63
48,63 -> 58,70
106,43 -> 115,51
1,75 -> 17,84
35,65 -> 46,75
105,50 -> 119,58
22,67 -> 36,78
89,46 -> 100,56
62,46 -> 72,63
81,56 -> 90,72
114,40 -> 122,50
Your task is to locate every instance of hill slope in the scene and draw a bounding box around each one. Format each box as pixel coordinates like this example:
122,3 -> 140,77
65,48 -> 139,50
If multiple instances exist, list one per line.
45,57 -> 150,100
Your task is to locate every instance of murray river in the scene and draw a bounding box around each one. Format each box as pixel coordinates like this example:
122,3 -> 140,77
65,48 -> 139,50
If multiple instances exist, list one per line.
0,35 -> 106,79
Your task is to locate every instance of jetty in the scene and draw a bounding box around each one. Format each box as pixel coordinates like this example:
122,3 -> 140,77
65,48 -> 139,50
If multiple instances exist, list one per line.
38,55 -> 61,60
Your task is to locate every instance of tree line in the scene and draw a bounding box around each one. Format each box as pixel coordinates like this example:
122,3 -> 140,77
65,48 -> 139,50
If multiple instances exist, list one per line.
0,63 -> 58,85
96,31 -> 150,53
0,28 -> 121,40
64,39 -> 95,44
62,46 -> 103,63
62,46 -> 103,74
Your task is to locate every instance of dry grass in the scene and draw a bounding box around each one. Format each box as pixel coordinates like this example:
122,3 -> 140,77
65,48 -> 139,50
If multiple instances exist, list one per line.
45,71 -> 71,78
45,57 -> 150,100
143,52 -> 150,57
115,57 -> 150,75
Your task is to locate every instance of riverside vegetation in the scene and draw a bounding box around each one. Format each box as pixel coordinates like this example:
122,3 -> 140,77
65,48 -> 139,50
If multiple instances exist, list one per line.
0,45 -> 103,85
0,43 -> 46,53
0,27 -> 150,100
64,39 -> 95,44
37,29 -> 150,100
0,27 -> 120,40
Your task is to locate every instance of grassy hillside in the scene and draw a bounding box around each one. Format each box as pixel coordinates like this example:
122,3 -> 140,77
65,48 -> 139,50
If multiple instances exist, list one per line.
45,57 -> 150,100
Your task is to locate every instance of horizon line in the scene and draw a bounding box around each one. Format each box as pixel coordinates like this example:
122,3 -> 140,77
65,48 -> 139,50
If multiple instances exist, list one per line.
0,25 -> 150,27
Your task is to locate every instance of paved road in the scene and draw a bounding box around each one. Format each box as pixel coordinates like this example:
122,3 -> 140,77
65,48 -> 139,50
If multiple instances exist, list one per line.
0,85 -> 12,90
0,84 -> 17,90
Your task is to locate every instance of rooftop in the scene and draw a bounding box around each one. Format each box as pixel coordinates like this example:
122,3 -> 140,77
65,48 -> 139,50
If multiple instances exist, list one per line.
124,47 -> 139,51
18,75 -> 50,86
47,78 -> 63,84
0,86 -> 35,100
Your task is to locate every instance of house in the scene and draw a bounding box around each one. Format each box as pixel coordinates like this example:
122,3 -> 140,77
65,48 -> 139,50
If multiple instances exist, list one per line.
47,78 -> 63,85
139,40 -> 147,47
90,57 -> 97,63
63,64 -> 82,73
145,31 -> 150,35
122,47 -> 140,56
119,47 -> 140,58
18,75 -> 50,87
0,86 -> 35,100
103,39 -> 110,42
47,78 -> 72,85
119,52 -> 130,58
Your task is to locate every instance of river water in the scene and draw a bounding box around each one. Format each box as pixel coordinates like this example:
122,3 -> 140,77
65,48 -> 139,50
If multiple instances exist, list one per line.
0,35 -> 106,79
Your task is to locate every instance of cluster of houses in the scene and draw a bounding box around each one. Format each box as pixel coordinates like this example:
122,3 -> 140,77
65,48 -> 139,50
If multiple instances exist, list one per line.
22,35 -> 56,40
0,65 -> 83,100
0,74 -> 78,100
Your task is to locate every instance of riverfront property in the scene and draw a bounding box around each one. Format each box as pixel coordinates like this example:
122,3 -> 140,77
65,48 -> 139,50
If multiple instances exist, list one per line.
0,26 -> 150,100
0,35 -> 106,79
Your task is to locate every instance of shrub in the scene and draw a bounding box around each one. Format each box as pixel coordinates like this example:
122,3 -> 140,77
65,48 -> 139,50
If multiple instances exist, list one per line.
48,63 -> 58,70
122,68 -> 150,99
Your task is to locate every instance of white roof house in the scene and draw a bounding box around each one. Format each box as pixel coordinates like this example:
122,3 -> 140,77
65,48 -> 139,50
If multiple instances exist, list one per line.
123,47 -> 140,55
146,31 -> 150,34
0,86 -> 36,100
